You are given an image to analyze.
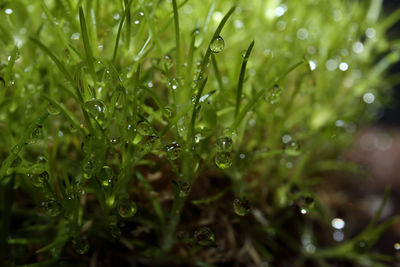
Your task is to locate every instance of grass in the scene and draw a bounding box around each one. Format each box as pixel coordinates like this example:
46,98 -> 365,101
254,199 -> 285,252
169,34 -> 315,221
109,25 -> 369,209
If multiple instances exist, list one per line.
0,0 -> 399,266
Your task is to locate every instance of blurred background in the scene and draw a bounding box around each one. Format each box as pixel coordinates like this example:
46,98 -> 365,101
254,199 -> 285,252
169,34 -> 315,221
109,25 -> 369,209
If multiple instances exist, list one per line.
327,0 -> 400,261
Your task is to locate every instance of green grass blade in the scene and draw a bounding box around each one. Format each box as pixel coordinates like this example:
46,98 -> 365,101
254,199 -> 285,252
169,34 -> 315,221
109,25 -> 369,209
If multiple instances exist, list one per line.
195,6 -> 236,89
112,0 -> 134,63
172,0 -> 181,76
136,171 -> 165,226
232,60 -> 305,129
189,77 -> 208,141
235,40 -> 255,118
29,38 -> 75,87
79,6 -> 96,84
0,112 -> 50,182
211,54 -> 224,91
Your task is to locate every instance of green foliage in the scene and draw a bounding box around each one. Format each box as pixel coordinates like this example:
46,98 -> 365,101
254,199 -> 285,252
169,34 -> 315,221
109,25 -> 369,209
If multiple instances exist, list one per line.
0,0 -> 399,265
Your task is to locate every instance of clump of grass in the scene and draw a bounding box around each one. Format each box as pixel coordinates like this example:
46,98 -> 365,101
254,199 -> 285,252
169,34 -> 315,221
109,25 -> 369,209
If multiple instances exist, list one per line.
0,0 -> 399,266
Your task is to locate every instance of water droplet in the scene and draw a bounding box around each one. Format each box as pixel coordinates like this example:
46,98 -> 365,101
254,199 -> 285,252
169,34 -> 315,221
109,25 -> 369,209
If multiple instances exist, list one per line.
354,240 -> 368,252
11,144 -> 21,154
339,62 -> 349,71
233,198 -> 251,216
331,218 -> 345,230
47,104 -> 60,115
43,200 -> 62,216
284,141 -> 301,156
363,92 -> 375,104
31,171 -> 49,188
169,78 -> 178,90
100,166 -> 113,187
71,32 -> 80,40
83,157 -> 95,175
325,59 -> 338,71
333,230 -> 344,242
118,199 -> 137,218
216,137 -> 233,152
267,85 -> 282,104
72,236 -> 90,254
163,107 -> 174,122
191,94 -> 199,104
151,57 -> 161,66
365,28 -> 376,39
210,36 -> 225,53
109,215 -> 118,226
192,28 -> 200,35
85,99 -> 106,124
164,54 -> 173,69
37,156 -> 47,164
178,181 -> 191,197
109,137 -> 121,145
11,156 -> 22,167
136,120 -> 153,135
297,195 -> 314,214
241,50 -> 247,58
27,125 -> 43,144
394,243 -> 400,250
31,162 -> 46,174
352,42 -> 364,54
81,134 -> 95,154
166,142 -> 181,160
194,227 -> 215,246
215,152 -> 232,169
309,60 -> 317,71
139,135 -> 160,152
110,226 -> 121,238
115,92 -> 124,109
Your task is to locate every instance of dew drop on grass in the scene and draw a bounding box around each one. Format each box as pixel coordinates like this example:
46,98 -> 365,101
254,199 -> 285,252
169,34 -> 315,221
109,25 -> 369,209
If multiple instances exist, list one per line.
110,226 -> 121,239
354,240 -> 368,253
11,144 -> 21,154
109,215 -> 118,226
109,137 -> 121,145
85,99 -> 106,124
297,194 -> 314,215
43,199 -> 62,216
163,107 -> 174,121
164,54 -> 173,69
233,198 -> 252,216
118,199 -> 137,218
267,85 -> 282,104
100,166 -> 113,187
151,57 -> 161,66
194,227 -> 215,246
178,181 -> 191,197
47,104 -> 60,115
216,137 -> 233,152
166,142 -> 181,160
169,78 -> 178,90
284,141 -> 301,156
27,125 -> 43,144
136,120 -> 153,135
215,152 -> 232,169
115,92 -> 124,109
37,156 -> 47,164
31,171 -> 49,188
72,236 -> 90,254
11,156 -> 22,167
31,162 -> 46,174
210,36 -> 225,53
140,135 -> 160,152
